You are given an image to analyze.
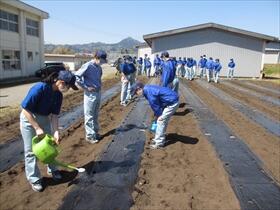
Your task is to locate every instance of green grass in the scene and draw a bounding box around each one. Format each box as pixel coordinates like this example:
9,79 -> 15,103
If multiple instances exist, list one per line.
263,64 -> 280,77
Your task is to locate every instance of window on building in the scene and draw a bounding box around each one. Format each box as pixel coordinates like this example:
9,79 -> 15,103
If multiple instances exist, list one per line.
0,10 -> 19,32
2,50 -> 21,70
26,18 -> 39,37
27,51 -> 33,61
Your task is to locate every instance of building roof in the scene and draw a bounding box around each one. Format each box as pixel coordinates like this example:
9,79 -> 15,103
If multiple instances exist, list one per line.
2,0 -> 49,19
143,22 -> 279,46
135,42 -> 149,49
45,54 -> 92,58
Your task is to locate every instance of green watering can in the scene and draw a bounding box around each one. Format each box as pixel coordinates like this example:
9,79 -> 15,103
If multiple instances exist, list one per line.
32,134 -> 85,173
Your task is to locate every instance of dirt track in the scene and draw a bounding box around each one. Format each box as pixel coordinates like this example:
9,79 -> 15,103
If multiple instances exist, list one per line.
189,80 -> 280,182
0,77 -> 279,210
0,90 -> 134,210
215,81 -> 280,121
131,100 -> 240,210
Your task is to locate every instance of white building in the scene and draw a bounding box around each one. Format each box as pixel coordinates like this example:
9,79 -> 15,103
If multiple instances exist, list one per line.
264,41 -> 280,64
141,23 -> 279,78
44,54 -> 92,71
0,0 -> 49,80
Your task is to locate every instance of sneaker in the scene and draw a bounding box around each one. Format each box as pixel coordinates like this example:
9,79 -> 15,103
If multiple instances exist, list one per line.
47,170 -> 62,181
95,134 -> 102,141
149,142 -> 164,149
122,100 -> 129,107
86,138 -> 99,144
31,180 -> 43,192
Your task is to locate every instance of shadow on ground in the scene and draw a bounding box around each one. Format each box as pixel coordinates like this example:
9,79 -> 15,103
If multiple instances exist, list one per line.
165,133 -> 199,146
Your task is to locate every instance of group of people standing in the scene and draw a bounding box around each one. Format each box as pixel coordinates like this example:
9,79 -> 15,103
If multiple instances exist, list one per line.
135,54 -> 236,84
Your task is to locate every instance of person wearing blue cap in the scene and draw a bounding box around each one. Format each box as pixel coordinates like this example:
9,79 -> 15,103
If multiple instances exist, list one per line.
176,57 -> 183,77
185,58 -> 193,80
20,70 -> 78,192
120,55 -> 137,106
142,54 -> 148,75
227,58 -> 236,79
137,57 -> 143,75
161,51 -> 179,92
153,54 -> 161,77
75,50 -> 107,144
198,55 -> 207,78
205,57 -> 214,82
131,82 -> 179,149
181,57 -> 187,77
144,57 -> 152,78
213,59 -> 222,83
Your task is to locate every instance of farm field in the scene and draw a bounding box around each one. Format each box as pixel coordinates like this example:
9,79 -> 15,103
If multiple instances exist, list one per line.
0,77 -> 279,210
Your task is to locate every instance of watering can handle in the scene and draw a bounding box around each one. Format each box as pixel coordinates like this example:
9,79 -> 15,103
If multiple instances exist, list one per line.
32,134 -> 56,147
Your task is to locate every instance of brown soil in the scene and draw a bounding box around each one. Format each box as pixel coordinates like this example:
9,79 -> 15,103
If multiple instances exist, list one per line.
0,91 -> 134,210
216,82 -> 280,122
248,80 -> 280,89
131,99 -> 240,210
0,77 -> 119,144
189,80 -> 280,183
230,80 -> 280,99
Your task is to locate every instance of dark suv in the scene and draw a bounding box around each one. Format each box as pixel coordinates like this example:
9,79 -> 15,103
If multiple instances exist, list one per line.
35,65 -> 66,78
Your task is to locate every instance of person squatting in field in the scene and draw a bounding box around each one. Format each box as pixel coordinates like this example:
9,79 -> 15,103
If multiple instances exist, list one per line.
131,82 -> 179,149
20,70 -> 78,192
75,50 -> 108,144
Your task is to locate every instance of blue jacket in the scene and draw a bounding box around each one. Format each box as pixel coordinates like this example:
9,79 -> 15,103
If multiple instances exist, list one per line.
120,62 -> 136,75
138,58 -> 143,65
228,61 -> 235,68
75,60 -> 103,91
144,59 -> 152,68
205,60 -> 214,70
182,59 -> 187,66
214,62 -> 222,72
199,58 -> 207,68
192,59 -> 197,66
143,85 -> 179,117
177,59 -> 183,65
161,59 -> 176,87
154,57 -> 161,66
186,59 -> 193,68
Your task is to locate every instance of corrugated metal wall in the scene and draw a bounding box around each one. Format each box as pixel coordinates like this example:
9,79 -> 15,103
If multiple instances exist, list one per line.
152,28 -> 264,77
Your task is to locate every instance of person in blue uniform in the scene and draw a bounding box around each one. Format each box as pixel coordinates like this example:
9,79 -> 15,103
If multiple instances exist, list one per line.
161,51 -> 179,92
227,58 -> 236,79
119,55 -> 137,106
213,59 -> 222,83
131,82 -> 179,149
20,70 -> 78,192
75,50 -> 107,144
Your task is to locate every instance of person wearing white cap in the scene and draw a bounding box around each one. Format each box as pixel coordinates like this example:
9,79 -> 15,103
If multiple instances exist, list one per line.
75,50 -> 107,144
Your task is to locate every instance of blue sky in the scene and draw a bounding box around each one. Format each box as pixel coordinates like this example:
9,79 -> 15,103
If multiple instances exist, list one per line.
24,0 -> 279,44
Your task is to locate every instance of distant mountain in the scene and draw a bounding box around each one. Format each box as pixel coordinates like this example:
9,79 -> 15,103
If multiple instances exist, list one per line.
44,37 -> 142,54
